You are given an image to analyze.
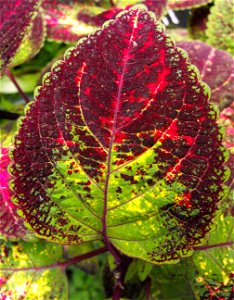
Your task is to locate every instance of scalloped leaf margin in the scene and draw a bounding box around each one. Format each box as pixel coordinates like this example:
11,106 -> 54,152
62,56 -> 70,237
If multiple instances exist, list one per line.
11,5 -> 229,264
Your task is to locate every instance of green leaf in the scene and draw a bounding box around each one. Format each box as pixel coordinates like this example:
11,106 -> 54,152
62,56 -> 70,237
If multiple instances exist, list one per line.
0,239 -> 68,299
150,260 -> 196,299
188,211 -> 234,299
136,260 -> 153,281
206,0 -> 234,55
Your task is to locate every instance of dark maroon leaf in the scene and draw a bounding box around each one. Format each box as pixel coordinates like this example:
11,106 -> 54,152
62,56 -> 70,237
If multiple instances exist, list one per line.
177,41 -> 234,110
169,0 -> 212,10
0,148 -> 30,240
188,5 -> 210,41
0,0 -> 42,76
12,6 -> 228,264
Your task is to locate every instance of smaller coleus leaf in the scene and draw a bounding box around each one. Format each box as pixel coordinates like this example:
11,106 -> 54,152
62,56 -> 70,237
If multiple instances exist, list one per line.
206,0 -> 234,55
188,5 -> 210,41
168,0 -> 212,10
219,103 -> 234,205
219,103 -> 234,150
79,0 -> 168,26
42,0 -> 97,43
177,41 -> 234,110
0,148 -> 33,240
115,0 -> 168,19
0,0 -> 42,77
0,239 -> 68,299
11,11 -> 46,68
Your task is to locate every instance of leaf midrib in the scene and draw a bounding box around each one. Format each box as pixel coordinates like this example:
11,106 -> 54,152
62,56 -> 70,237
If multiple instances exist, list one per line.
102,11 -> 140,243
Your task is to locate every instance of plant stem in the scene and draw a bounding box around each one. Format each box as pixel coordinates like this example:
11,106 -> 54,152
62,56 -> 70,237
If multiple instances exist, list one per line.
0,110 -> 20,120
112,255 -> 132,300
145,277 -> 152,300
0,246 -> 107,272
5,69 -> 30,104
194,241 -> 233,251
109,0 -> 115,7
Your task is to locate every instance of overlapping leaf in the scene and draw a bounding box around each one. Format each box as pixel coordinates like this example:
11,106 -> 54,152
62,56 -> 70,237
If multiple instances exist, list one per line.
42,0 -> 97,43
188,5 -> 210,41
168,0 -> 212,10
0,148 -> 31,240
12,6 -> 228,264
150,197 -> 234,299
206,0 -> 234,55
177,41 -> 234,110
11,12 -> 46,67
0,0 -> 42,76
0,239 -> 68,299
79,0 -> 168,26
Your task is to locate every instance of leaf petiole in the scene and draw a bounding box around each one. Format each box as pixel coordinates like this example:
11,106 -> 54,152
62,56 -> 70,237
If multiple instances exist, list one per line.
5,69 -> 30,104
0,245 -> 107,272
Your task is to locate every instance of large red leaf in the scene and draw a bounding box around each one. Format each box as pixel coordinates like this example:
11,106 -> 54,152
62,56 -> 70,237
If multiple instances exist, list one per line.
0,0 -> 42,76
177,41 -> 234,111
12,6 -> 228,264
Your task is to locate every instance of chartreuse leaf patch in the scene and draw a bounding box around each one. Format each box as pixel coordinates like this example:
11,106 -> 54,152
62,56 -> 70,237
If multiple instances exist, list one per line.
0,0 -> 42,76
12,6 -> 229,264
0,239 -> 68,299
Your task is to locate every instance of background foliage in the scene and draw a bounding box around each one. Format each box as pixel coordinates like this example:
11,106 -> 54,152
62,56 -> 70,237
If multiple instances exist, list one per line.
0,0 -> 233,299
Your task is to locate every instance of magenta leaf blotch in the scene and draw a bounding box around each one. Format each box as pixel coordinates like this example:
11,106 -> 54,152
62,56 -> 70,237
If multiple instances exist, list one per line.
0,148 -> 30,240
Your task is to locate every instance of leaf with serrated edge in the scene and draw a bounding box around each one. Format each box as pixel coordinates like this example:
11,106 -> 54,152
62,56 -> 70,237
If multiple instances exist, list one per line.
0,148 -> 32,240
206,0 -> 234,55
177,41 -> 234,111
12,6 -> 228,264
168,0 -> 212,10
11,11 -> 46,67
0,239 -> 68,299
0,0 -> 42,77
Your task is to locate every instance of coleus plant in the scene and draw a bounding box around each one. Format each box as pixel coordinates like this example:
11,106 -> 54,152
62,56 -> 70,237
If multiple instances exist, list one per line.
11,4 -> 229,262
0,1 -> 233,300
